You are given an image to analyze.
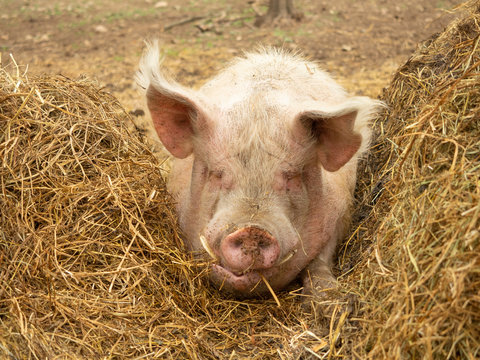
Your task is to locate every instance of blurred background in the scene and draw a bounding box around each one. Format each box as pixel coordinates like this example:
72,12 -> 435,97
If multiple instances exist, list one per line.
0,0 -> 459,116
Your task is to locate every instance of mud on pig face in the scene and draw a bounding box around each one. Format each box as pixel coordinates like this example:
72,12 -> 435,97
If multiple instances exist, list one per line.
138,45 -> 378,296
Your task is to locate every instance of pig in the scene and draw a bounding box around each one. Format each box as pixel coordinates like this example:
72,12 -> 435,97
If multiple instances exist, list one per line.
137,43 -> 380,299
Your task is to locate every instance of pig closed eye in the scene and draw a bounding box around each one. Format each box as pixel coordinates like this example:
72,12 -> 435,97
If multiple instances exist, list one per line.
209,170 -> 223,180
283,171 -> 301,181
208,170 -> 224,187
283,171 -> 303,191
208,169 -> 233,189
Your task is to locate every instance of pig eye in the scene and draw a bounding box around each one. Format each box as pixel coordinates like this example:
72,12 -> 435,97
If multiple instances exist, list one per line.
209,170 -> 223,180
282,170 -> 303,192
283,171 -> 301,180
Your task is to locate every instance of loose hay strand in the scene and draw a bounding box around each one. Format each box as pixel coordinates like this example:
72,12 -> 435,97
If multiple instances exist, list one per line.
261,274 -> 281,308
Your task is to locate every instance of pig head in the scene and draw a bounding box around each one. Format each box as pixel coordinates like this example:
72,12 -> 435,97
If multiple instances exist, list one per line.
138,45 -> 380,297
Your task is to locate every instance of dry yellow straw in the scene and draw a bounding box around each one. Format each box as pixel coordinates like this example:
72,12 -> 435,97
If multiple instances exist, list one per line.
261,274 -> 281,307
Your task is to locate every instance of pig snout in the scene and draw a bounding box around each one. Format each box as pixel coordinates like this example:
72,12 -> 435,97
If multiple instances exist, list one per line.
220,227 -> 280,274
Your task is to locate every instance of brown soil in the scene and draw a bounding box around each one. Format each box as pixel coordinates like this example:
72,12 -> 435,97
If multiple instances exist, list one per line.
1,0 -> 460,112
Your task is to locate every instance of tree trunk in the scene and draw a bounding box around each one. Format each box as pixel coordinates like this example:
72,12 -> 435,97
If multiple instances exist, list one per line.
255,0 -> 303,27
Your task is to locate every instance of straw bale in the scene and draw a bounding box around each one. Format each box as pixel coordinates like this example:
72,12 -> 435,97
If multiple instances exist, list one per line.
0,68 -> 198,358
346,2 -> 480,358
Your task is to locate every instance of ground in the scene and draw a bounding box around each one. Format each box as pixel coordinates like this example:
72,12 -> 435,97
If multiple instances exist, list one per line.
1,0 -> 460,127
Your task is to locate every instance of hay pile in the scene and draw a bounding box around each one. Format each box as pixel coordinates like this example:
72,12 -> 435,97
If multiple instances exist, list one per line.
0,68 -> 200,357
1,3 -> 479,358
347,2 -> 480,358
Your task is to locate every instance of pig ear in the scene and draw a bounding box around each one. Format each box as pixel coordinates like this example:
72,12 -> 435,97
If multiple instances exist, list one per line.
296,98 -> 376,172
299,110 -> 361,172
138,41 -> 205,159
146,85 -> 200,159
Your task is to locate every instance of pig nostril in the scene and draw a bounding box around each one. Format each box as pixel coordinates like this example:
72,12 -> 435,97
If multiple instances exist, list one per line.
234,239 -> 243,248
258,240 -> 269,249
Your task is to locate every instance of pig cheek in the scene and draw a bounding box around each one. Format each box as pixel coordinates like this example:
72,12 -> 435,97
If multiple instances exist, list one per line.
222,173 -> 234,190
207,176 -> 222,190
273,173 -> 287,192
202,175 -> 233,231
273,175 -> 303,193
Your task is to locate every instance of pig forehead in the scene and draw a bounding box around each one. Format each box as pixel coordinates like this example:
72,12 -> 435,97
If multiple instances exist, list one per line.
209,124 -> 309,172
216,89 -> 293,111
207,92 -> 311,159
214,109 -> 289,147
215,88 -> 300,126
214,149 -> 302,180
213,85 -> 311,114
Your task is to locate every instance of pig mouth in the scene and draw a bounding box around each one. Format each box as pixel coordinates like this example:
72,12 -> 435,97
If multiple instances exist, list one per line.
208,249 -> 299,294
199,233 -> 299,294
210,263 -> 271,293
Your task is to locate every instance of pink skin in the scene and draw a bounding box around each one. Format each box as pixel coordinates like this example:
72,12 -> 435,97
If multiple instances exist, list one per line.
220,227 -> 280,274
139,47 -> 377,297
